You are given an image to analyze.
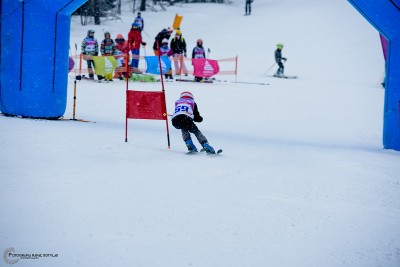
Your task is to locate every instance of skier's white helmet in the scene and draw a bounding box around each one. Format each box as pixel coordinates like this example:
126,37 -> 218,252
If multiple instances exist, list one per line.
180,91 -> 194,100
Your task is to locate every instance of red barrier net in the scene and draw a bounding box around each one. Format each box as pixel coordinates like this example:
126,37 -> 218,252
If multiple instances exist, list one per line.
126,90 -> 167,120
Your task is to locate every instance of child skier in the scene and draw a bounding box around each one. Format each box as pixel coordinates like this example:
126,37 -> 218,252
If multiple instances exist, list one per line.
192,38 -> 206,82
114,33 -> 129,80
81,29 -> 99,80
159,38 -> 174,80
275,43 -> 287,76
171,92 -> 216,154
128,22 -> 146,73
134,12 -> 144,32
100,31 -> 116,81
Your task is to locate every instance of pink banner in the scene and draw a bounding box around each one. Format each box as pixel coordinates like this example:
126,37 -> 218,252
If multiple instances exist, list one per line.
192,59 -> 220,78
380,34 -> 388,61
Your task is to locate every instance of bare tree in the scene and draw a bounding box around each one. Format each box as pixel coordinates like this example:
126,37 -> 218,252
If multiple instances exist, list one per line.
117,0 -> 122,14
94,0 -> 101,25
140,0 -> 146,11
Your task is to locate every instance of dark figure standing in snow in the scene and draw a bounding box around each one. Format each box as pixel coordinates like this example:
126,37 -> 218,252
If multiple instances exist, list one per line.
153,27 -> 173,56
134,12 -> 144,32
275,43 -> 287,76
171,92 -> 215,154
245,0 -> 253,15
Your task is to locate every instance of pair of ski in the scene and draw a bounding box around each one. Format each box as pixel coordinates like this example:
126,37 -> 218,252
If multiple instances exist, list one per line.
60,117 -> 96,123
80,75 -> 123,83
79,76 -> 108,83
266,74 -> 298,79
176,78 -> 213,84
187,148 -> 223,156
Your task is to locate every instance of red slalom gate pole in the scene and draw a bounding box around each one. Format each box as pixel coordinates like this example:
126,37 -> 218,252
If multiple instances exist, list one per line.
235,55 -> 238,82
125,54 -> 130,142
157,43 -> 171,149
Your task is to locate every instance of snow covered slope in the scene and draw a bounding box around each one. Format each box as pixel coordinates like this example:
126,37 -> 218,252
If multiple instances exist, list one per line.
1,1 -> 399,267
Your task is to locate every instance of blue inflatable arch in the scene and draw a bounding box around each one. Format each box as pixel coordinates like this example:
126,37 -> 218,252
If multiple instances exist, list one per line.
0,0 -> 87,119
348,0 -> 400,150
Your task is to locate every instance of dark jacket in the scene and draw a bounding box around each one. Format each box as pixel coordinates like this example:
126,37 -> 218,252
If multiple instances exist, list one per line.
275,48 -> 286,63
192,45 -> 206,59
171,36 -> 187,54
153,30 -> 171,50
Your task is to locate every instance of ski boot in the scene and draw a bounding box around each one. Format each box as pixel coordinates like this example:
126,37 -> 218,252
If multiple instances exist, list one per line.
185,139 -> 198,153
201,142 -> 215,154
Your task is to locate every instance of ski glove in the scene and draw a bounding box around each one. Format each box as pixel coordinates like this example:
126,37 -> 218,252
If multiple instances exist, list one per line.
194,115 -> 203,123
184,52 -> 187,58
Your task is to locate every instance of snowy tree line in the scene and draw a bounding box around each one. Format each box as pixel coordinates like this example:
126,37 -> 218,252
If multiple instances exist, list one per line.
73,0 -> 226,25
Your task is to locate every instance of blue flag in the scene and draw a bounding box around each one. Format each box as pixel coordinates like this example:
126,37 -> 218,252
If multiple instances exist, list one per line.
145,56 -> 171,74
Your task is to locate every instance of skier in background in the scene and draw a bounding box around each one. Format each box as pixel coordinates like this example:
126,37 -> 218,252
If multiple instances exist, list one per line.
192,38 -> 206,82
81,29 -> 99,80
128,22 -> 146,73
245,0 -> 253,15
275,43 -> 287,76
171,91 -> 216,154
134,12 -> 144,32
100,31 -> 116,81
159,38 -> 174,80
153,27 -> 173,55
170,29 -> 188,76
114,33 -> 129,80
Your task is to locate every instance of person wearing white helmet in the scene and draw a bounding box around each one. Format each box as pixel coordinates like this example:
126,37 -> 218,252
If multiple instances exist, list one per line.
159,38 -> 174,79
171,91 -> 216,154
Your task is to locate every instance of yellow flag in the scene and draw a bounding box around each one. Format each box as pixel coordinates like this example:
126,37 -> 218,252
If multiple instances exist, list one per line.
92,56 -> 117,76
172,14 -> 183,30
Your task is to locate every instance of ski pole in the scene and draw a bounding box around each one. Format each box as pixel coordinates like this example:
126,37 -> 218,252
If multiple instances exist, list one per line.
142,29 -> 150,38
72,43 -> 78,120
143,45 -> 147,70
264,62 -> 276,76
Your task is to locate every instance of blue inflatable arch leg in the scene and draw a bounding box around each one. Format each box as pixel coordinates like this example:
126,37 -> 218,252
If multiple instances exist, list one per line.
348,0 -> 400,150
0,0 -> 87,119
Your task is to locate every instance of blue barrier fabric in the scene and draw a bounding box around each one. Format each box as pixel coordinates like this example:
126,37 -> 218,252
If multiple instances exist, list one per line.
0,0 -> 87,118
348,0 -> 400,150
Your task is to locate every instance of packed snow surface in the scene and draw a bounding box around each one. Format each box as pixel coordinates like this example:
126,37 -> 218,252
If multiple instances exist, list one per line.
1,0 -> 400,267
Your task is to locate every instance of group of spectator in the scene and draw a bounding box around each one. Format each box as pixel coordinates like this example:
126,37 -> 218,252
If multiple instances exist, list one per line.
80,12 -> 207,81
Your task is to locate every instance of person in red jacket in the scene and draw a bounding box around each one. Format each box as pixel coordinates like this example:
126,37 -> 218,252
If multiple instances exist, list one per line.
114,33 -> 129,79
127,22 -> 146,73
